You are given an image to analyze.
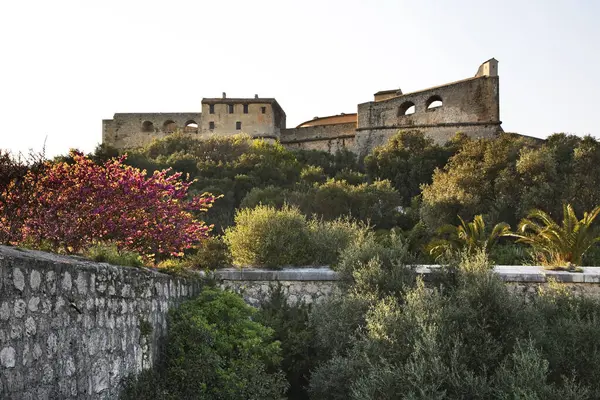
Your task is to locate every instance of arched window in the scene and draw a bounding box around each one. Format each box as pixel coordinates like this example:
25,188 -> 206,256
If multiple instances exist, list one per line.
398,101 -> 416,116
141,121 -> 154,133
163,120 -> 177,133
184,120 -> 198,133
426,95 -> 443,110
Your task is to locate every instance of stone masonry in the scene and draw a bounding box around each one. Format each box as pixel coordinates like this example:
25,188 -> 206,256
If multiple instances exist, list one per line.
102,59 -> 503,155
0,246 -> 202,400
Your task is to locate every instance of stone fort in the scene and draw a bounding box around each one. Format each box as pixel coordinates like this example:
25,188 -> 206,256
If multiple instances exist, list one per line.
102,59 -> 502,155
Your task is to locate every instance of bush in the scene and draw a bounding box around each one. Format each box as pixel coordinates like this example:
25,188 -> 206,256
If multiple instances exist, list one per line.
122,289 -> 288,399
225,205 -> 363,268
307,218 -> 367,266
257,285 -> 316,400
84,243 -> 144,267
225,205 -> 312,268
186,235 -> 232,270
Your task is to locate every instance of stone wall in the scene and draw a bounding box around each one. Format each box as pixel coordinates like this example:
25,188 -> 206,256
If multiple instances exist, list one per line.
215,265 -> 600,307
280,122 -> 357,153
0,246 -> 202,400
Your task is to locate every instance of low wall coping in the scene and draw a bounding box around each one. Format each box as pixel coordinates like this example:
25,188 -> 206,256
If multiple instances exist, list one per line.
214,265 -> 600,284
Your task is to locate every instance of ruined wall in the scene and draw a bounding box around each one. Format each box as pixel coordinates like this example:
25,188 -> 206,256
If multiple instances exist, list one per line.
355,75 -> 501,155
103,112 -> 202,149
280,122 -> 356,153
0,246 -> 202,399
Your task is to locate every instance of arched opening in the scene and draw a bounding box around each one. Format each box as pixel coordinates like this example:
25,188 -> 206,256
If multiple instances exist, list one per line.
184,120 -> 198,133
141,121 -> 154,133
163,120 -> 177,133
398,101 -> 416,116
426,95 -> 443,110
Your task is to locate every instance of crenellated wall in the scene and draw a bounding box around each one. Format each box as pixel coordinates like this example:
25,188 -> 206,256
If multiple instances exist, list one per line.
0,246 -> 202,400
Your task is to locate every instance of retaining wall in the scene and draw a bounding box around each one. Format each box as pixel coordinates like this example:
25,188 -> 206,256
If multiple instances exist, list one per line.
216,265 -> 600,306
0,246 -> 202,400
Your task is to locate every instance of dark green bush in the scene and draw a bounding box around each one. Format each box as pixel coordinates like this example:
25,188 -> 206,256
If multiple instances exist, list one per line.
309,251 -> 600,399
257,285 -> 316,400
122,289 -> 288,399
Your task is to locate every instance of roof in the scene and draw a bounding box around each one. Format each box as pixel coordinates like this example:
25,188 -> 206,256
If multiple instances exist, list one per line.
296,113 -> 357,128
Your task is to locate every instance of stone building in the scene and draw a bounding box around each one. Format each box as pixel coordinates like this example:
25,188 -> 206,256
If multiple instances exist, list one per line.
102,59 -> 502,155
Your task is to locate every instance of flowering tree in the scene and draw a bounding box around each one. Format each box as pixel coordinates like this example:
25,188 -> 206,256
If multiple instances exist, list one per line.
9,151 -> 215,261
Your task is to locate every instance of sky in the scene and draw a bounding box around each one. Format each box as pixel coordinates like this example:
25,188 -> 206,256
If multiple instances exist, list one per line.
0,0 -> 599,157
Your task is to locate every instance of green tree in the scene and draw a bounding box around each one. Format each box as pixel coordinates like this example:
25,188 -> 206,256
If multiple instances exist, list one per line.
428,214 -> 510,260
509,204 -> 600,269
364,130 -> 459,206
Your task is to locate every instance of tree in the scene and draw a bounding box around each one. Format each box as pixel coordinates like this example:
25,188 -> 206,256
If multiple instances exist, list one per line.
16,151 -> 216,260
508,204 -> 600,269
364,130 -> 458,206
428,215 -> 510,260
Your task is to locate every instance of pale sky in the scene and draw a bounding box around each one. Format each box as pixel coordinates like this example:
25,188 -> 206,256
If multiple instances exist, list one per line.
1,0 -> 598,157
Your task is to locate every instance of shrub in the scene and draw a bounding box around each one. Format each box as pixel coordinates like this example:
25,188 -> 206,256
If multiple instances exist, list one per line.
257,285 -> 316,400
11,151 -> 216,261
122,289 -> 288,399
307,218 -> 367,266
84,243 -> 143,267
224,205 -> 312,268
509,204 -> 600,269
186,235 -> 232,270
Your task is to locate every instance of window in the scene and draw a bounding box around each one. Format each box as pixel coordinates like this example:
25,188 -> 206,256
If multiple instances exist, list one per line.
261,107 -> 266,114
397,101 -> 416,116
209,121 -> 215,130
426,95 -> 443,110
209,104 -> 215,114
236,121 -> 242,130
184,120 -> 198,133
162,120 -> 177,133
228,104 -> 234,113
243,104 -> 249,114
141,121 -> 154,133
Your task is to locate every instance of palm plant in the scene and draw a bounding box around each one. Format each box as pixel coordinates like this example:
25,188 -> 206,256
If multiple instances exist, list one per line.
428,215 -> 510,260
509,204 -> 600,269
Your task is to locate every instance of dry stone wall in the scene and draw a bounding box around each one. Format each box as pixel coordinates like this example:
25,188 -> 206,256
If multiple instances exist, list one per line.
0,246 -> 202,400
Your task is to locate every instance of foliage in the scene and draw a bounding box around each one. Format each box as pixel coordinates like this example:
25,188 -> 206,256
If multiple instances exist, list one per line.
257,285 -> 316,400
11,151 -> 215,261
224,205 -> 312,268
364,130 -> 460,206
309,251 -> 600,399
509,204 -> 600,268
224,205 -> 361,268
185,235 -> 232,270
83,243 -> 144,268
428,214 -> 510,260
122,289 -> 288,399
0,149 -> 46,245
241,179 -> 403,229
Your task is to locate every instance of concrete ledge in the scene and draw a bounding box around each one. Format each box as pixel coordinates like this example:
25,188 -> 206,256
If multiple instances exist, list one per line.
214,265 -> 600,284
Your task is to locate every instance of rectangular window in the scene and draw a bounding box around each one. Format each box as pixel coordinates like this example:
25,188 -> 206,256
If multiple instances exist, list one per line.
209,121 -> 215,130
261,106 -> 266,114
228,104 -> 234,113
236,121 -> 242,130
243,104 -> 249,114
209,104 -> 215,114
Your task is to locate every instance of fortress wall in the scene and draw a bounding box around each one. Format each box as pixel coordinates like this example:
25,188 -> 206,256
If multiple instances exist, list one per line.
357,76 -> 499,130
103,113 -> 202,149
0,246 -> 202,399
355,124 -> 501,156
280,123 -> 356,153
